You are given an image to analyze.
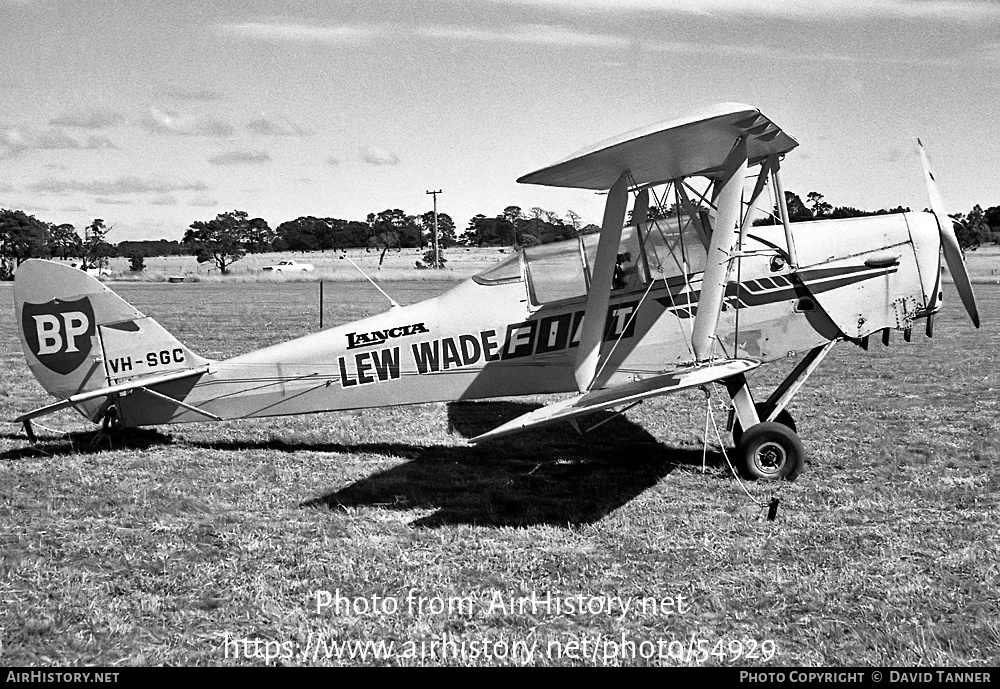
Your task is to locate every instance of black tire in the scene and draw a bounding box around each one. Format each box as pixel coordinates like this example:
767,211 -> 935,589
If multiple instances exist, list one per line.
732,403 -> 796,447
736,422 -> 805,481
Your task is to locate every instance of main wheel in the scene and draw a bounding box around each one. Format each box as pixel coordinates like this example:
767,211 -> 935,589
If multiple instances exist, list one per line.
736,422 -> 805,481
731,403 -> 796,447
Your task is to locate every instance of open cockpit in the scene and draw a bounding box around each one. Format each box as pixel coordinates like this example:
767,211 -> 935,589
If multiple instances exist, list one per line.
473,211 -> 710,309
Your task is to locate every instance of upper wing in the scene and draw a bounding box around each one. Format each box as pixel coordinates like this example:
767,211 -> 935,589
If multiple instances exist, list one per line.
517,103 -> 796,190
469,358 -> 759,444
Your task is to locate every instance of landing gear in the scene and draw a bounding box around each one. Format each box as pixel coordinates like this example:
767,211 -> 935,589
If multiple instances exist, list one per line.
736,422 -> 805,481
723,342 -> 837,482
731,402 -> 796,448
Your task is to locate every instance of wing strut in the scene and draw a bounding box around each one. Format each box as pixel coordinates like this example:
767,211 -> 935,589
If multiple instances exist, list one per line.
574,171 -> 630,393
691,136 -> 747,361
769,154 -> 799,268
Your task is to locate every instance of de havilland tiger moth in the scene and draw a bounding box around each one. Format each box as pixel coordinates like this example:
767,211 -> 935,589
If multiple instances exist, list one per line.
12,103 -> 980,481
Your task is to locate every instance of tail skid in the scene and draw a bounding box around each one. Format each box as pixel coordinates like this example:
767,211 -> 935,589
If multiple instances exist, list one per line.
14,259 -> 210,425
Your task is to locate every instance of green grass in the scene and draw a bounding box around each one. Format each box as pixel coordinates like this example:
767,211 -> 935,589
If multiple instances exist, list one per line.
0,280 -> 997,666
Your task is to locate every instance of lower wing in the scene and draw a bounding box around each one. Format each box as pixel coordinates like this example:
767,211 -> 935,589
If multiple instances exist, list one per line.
470,358 -> 759,444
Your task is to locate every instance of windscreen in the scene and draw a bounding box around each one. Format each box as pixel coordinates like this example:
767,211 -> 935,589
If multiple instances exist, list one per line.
472,252 -> 523,285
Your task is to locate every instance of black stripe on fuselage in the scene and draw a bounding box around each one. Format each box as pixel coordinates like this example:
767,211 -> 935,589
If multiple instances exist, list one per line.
653,264 -> 897,317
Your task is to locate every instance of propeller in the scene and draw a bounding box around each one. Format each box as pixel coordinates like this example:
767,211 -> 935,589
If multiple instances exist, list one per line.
917,138 -> 980,328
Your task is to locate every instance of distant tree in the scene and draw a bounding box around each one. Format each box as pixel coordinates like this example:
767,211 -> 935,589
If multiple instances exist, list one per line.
461,214 -> 500,247
116,239 -> 182,257
419,211 -> 457,248
784,192 -> 812,222
496,215 -> 517,246
275,216 -> 322,251
806,191 -> 833,218
367,209 -> 420,252
757,190 -> 876,225
49,223 -> 82,259
527,206 -> 546,248
128,251 -> 145,272
333,220 -> 372,249
502,206 -> 523,226
565,209 -> 581,234
244,217 -> 274,253
0,209 -> 50,279
183,210 -> 251,274
952,205 -> 992,250
983,205 -> 1000,232
420,248 -> 447,269
873,206 -> 910,216
82,219 -> 114,270
829,206 -> 868,219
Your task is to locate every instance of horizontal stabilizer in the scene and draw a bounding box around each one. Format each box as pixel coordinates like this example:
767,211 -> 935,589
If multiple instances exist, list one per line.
14,365 -> 210,423
517,103 -> 796,190
470,358 -> 759,444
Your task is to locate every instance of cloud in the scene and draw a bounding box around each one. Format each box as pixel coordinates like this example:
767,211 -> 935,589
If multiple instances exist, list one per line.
208,150 -> 272,165
643,39 -> 953,65
84,135 -> 117,149
1,127 -> 119,156
49,110 -> 121,129
326,156 -> 341,166
228,20 -> 629,50
149,194 -> 179,205
218,20 -> 384,43
360,145 -> 399,165
420,24 -> 631,49
142,107 -> 234,137
489,0 -> 1000,21
35,130 -> 82,149
247,117 -> 311,136
981,42 -> 1000,62
165,87 -> 227,102
189,195 -> 217,207
7,202 -> 51,212
0,183 -> 15,192
424,21 -> 962,64
28,176 -> 208,195
95,198 -> 132,205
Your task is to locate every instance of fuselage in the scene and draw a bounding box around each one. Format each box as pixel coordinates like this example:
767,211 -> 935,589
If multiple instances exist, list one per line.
114,211 -> 943,428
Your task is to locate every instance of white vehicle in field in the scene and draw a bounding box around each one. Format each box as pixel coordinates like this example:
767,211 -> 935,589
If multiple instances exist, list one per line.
69,261 -> 111,278
262,259 -> 314,273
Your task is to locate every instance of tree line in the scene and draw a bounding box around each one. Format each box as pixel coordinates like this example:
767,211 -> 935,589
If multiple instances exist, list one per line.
756,191 -> 1000,249
3,192 -> 998,278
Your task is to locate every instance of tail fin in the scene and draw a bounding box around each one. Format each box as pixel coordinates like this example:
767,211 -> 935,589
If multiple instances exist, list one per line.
14,259 -> 209,422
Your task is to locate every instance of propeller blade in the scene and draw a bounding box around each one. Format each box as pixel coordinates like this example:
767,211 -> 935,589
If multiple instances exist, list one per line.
917,138 -> 979,328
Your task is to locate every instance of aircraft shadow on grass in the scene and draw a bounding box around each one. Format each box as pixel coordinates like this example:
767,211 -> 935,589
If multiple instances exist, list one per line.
0,427 -> 174,461
299,400 -> 731,528
2,401 -> 731,528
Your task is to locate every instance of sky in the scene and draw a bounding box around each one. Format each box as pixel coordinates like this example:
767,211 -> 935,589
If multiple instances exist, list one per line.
1,0 -> 999,241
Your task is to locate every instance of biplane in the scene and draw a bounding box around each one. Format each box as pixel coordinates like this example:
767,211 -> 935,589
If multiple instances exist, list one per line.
12,103 -> 979,481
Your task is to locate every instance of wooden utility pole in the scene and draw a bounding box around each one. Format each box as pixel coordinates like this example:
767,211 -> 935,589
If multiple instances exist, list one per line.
426,189 -> 442,268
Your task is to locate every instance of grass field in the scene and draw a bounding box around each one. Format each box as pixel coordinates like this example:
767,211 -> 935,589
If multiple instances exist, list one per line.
0,277 -> 997,667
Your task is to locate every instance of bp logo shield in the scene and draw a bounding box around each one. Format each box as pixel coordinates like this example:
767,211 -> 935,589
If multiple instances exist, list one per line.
21,297 -> 96,375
